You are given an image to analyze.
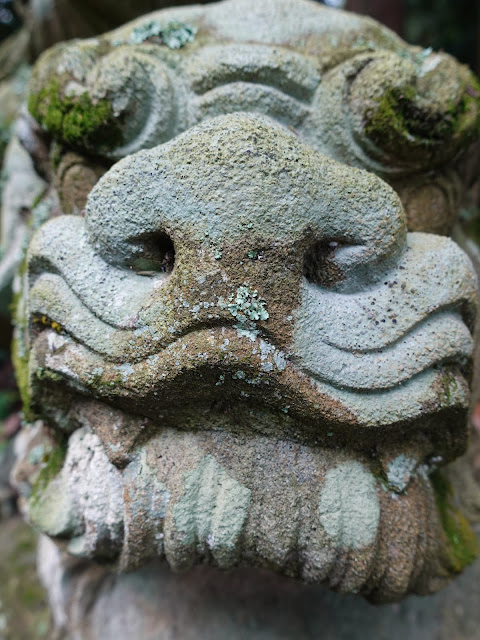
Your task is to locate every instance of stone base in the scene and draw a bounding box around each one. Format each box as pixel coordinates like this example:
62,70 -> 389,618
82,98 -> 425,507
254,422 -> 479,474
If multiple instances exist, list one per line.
39,526 -> 480,640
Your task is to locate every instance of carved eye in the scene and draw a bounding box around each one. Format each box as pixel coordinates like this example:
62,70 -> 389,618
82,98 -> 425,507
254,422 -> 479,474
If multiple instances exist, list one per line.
86,49 -> 175,158
28,44 -> 175,159
303,240 -> 345,288
347,51 -> 480,170
128,232 -> 175,276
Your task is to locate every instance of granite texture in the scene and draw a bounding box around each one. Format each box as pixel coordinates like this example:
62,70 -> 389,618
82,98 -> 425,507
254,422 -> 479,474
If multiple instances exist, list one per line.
4,0 -> 480,636
11,113 -> 479,605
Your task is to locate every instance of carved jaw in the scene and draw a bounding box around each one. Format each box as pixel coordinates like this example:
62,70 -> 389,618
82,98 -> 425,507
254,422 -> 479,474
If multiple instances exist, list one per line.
13,114 -> 478,603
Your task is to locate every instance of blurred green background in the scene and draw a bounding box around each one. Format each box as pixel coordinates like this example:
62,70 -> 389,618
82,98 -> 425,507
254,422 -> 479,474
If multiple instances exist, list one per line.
344,0 -> 479,75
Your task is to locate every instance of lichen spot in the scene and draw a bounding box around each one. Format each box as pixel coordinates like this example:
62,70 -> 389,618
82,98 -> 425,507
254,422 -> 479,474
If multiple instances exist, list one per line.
386,454 -> 417,493
227,284 -> 269,322
318,461 -> 379,550
129,20 -> 197,48
173,455 -> 251,565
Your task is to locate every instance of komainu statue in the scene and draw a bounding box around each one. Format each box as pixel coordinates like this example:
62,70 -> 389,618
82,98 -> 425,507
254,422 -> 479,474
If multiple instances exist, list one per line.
5,0 -> 480,636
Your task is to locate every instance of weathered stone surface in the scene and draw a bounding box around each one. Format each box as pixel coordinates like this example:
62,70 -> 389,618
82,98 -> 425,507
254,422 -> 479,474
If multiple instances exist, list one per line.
11,113 -> 479,604
4,0 -> 480,635
26,0 -> 480,234
36,524 -> 480,640
0,132 -> 46,313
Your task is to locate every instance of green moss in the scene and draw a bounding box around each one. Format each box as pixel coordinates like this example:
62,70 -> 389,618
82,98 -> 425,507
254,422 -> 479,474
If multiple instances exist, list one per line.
364,84 -> 452,150
431,469 -> 478,573
35,367 -> 63,383
29,439 -> 67,505
439,369 -> 458,405
28,80 -> 122,150
365,86 -> 415,147
11,336 -> 33,422
87,370 -> 124,395
364,77 -> 480,152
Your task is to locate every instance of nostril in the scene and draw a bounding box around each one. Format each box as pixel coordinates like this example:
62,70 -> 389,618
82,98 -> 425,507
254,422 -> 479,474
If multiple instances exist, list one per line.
303,240 -> 345,288
129,232 -> 175,276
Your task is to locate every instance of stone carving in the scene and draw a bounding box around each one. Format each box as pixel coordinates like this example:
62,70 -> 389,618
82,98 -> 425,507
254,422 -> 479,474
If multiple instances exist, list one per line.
0,0 -> 206,314
26,0 -> 480,235
12,113 -> 478,603
3,0 -> 479,315
3,1 -> 480,635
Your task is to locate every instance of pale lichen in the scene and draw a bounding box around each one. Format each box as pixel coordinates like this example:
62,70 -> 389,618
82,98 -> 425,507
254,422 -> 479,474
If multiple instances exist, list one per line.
129,20 -> 197,48
227,284 -> 269,322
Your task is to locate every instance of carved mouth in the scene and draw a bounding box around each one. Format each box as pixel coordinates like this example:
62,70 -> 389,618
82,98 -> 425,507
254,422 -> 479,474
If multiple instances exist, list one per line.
25,314 -> 471,512
14,405 -> 477,606
26,218 -> 475,463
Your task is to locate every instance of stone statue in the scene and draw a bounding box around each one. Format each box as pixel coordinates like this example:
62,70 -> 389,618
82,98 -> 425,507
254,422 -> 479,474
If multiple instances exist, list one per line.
6,0 -> 480,637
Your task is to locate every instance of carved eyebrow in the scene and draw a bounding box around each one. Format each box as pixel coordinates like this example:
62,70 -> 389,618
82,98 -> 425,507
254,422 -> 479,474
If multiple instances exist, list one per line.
184,44 -> 321,102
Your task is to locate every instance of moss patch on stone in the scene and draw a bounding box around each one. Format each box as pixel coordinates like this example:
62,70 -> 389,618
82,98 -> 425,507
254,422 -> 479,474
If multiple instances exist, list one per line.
11,336 -> 32,422
0,518 -> 50,639
365,85 -> 449,148
28,79 -> 122,150
364,77 -> 480,154
29,438 -> 67,506
431,469 -> 478,573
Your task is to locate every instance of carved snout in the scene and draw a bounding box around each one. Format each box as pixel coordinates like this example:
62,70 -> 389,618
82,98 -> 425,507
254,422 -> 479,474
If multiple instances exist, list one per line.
85,112 -> 406,287
25,114 -> 477,447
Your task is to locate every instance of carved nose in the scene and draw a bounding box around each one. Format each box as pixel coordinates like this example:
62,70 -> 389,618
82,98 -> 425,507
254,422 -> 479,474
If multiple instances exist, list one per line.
86,113 -> 405,280
72,112 -> 410,353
